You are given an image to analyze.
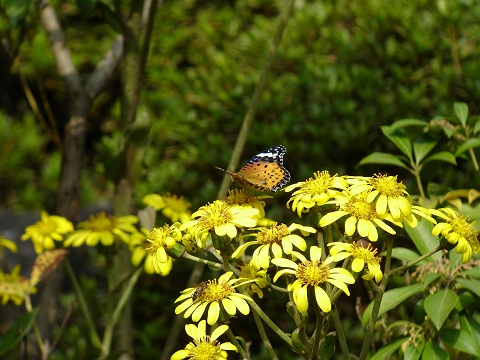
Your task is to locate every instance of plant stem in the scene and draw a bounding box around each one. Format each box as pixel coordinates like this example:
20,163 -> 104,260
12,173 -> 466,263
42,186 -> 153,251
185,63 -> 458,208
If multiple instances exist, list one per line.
332,306 -> 350,360
64,259 -> 102,350
389,246 -> 442,276
252,310 -> 279,360
359,237 -> 394,360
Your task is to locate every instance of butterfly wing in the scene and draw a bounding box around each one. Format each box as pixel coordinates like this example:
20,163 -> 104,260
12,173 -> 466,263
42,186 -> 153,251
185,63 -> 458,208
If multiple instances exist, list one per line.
236,145 -> 291,192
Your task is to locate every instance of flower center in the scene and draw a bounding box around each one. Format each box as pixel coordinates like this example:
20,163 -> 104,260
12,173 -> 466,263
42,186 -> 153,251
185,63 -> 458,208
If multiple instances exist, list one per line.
449,215 -> 478,243
344,196 -> 377,220
146,225 -> 172,251
190,339 -> 223,359
296,260 -> 330,286
256,223 -> 290,244
202,279 -> 234,302
225,189 -> 257,205
371,174 -> 405,198
198,203 -> 233,230
164,193 -> 190,212
84,212 -> 115,232
306,171 -> 334,193
37,221 -> 57,235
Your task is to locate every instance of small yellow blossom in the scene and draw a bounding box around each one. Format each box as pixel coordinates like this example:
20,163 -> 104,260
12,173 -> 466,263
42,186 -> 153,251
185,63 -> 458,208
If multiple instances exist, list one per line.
180,201 -> 258,240
285,171 -> 348,217
224,188 -> 270,219
64,212 -> 138,247
129,228 -> 155,274
320,192 -> 399,242
272,246 -> 355,313
143,193 -> 192,224
21,211 -> 74,254
171,320 -> 238,360
431,208 -> 479,263
144,224 -> 182,275
239,263 -> 269,298
232,223 -> 314,269
175,272 -> 251,325
0,265 -> 33,305
328,240 -> 383,283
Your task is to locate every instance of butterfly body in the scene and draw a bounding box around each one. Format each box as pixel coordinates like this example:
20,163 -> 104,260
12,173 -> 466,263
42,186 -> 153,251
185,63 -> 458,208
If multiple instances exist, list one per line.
215,145 -> 290,192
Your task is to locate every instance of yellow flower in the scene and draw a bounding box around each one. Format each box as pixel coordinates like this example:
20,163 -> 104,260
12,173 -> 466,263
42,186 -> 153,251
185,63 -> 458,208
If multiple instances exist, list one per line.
128,228 -> 155,274
328,240 -> 383,283
143,193 -> 192,224
175,272 -> 251,325
285,171 -> 348,217
0,265 -> 33,305
272,246 -> 355,313
171,320 -> 238,360
232,223 -> 314,269
319,192 -> 399,242
224,188 -> 270,219
431,208 -> 479,263
239,263 -> 269,299
21,211 -> 74,254
347,174 -> 414,220
144,224 -> 182,275
0,236 -> 17,253
180,201 -> 258,240
64,212 -> 138,247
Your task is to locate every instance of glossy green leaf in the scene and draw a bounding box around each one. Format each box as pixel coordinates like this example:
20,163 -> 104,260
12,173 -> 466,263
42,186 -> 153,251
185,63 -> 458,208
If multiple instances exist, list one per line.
423,273 -> 442,290
455,278 -> 480,298
421,151 -> 457,166
0,308 -> 39,355
413,136 -> 438,165
463,267 -> 480,278
357,152 -> 410,170
390,247 -> 422,263
404,334 -> 424,360
369,337 -> 407,360
390,119 -> 430,130
424,289 -> 457,330
456,291 -> 477,312
439,316 -> 480,356
404,218 -> 441,261
454,102 -> 469,127
381,126 -> 413,160
421,339 -> 449,360
362,283 -> 423,327
455,138 -> 480,157
473,120 -> 480,135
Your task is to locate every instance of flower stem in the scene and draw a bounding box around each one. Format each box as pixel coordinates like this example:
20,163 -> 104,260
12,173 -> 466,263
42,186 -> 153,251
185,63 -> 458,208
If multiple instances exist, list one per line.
252,309 -> 279,360
389,246 -> 441,276
64,258 -> 102,350
359,237 -> 394,360
332,306 -> 350,360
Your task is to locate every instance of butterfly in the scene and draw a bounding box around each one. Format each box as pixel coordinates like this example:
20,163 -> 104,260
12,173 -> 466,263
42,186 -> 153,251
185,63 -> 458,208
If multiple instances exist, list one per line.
215,145 -> 291,192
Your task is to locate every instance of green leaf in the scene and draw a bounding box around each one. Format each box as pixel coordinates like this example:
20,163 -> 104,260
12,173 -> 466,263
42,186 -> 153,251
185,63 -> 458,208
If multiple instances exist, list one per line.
3,0 -> 33,25
413,136 -> 438,165
369,337 -> 407,360
454,138 -> 480,157
390,119 -> 430,130
454,102 -> 469,127
362,283 -> 423,327
390,247 -> 422,263
0,308 -> 39,355
439,316 -> 480,356
422,339 -> 449,360
463,267 -> 480,278
473,120 -> 480,135
424,289 -> 458,330
404,218 -> 442,261
404,334 -> 424,360
456,291 -> 478,312
455,278 -> 480,298
423,273 -> 442,290
381,126 -> 414,160
421,151 -> 457,166
357,152 -> 411,171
